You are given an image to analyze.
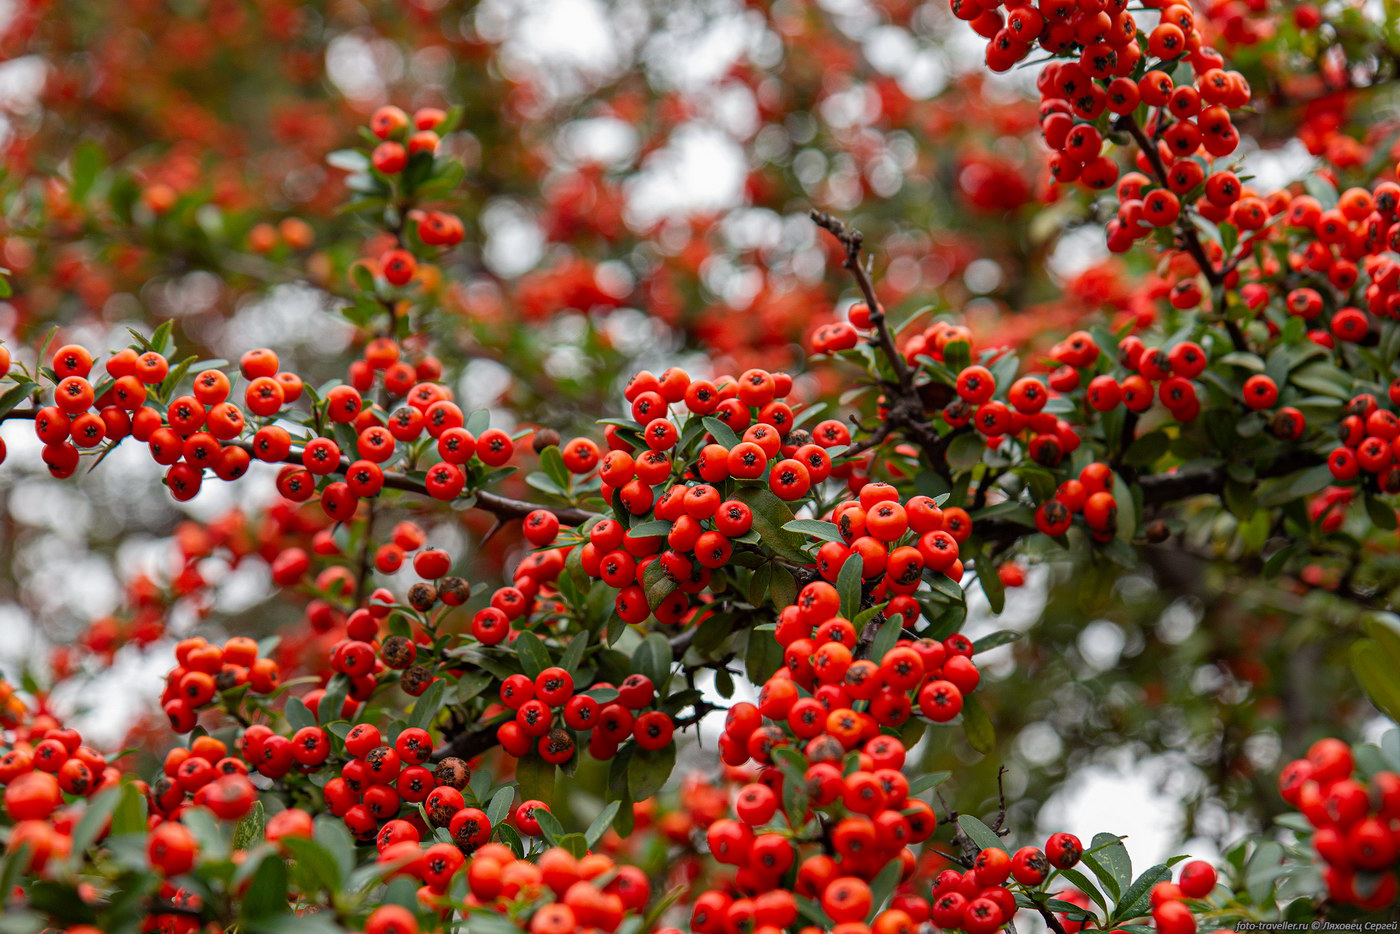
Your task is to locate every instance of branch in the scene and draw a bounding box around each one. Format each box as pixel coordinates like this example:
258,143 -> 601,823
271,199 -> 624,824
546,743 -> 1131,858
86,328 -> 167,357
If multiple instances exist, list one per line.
1114,114 -> 1247,352
810,212 -> 955,474
2,403 -> 596,526
974,451 -> 1324,545
429,719 -> 502,763
811,210 -> 912,393
1026,894 -> 1072,934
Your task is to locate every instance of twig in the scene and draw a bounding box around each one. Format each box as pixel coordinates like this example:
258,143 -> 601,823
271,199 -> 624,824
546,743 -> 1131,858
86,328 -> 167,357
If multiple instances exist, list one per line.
811,210 -> 912,392
1114,114 -> 1247,352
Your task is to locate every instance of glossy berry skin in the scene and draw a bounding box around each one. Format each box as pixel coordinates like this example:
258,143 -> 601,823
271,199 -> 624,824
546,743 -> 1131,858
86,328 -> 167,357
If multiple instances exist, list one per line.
1045,832 -> 1083,869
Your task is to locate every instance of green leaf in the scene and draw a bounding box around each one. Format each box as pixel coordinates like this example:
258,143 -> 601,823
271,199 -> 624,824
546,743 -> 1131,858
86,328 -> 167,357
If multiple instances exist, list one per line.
534,808 -> 566,845
927,573 -> 963,602
1122,431 -> 1169,468
1081,832 -> 1131,901
979,556 -> 1006,615
586,801 -> 622,847
869,615 -> 902,662
318,675 -> 349,725
908,771 -> 951,796
281,835 -> 343,895
837,554 -> 864,620
327,149 -> 371,172
351,263 -> 377,293
770,565 -> 798,611
947,432 -> 985,473
70,142 -> 105,203
745,626 -> 784,682
643,883 -> 690,931
109,781 -> 148,836
560,632 -> 589,675
702,417 -> 741,448
232,800 -> 265,850
149,320 -> 174,355
486,786 -> 515,828
734,487 -> 810,564
956,814 -> 1006,852
1059,867 -> 1110,914
0,380 -> 36,419
240,854 -> 290,920
782,519 -> 844,543
1245,841 -> 1285,903
632,632 -> 673,691
1352,638 -> 1400,722
284,697 -> 314,732
868,858 -> 902,916
1112,863 -> 1172,923
556,832 -> 588,859
515,755 -> 556,806
971,630 -> 1020,654
67,787 -> 122,866
1366,496 -> 1398,531
540,445 -> 570,491
962,694 -> 995,754
313,815 -> 355,882
514,631 -> 550,679
627,743 -> 676,801
407,677 -> 446,730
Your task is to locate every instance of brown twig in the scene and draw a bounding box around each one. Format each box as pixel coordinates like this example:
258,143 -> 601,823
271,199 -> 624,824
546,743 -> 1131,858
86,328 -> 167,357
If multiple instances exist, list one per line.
811,210 -> 912,393
810,212 -> 955,474
1113,114 -> 1247,352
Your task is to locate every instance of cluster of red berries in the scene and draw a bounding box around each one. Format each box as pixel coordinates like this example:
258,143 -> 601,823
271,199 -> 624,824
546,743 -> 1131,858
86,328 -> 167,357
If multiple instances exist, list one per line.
815,483 -> 971,592
1279,737 -> 1400,909
946,362 -> 1079,462
274,345 -> 517,514
609,366 -> 840,504
1148,859 -> 1219,934
952,0 -> 1260,266
159,635 -> 281,733
1032,463 -> 1123,541
576,495 -> 756,627
364,105 -> 465,248
695,718 -> 939,934
18,338 -> 519,520
1325,390 -> 1400,492
497,668 -> 672,765
148,734 -> 258,823
347,842 -> 650,934
310,723 -> 452,840
0,688 -> 118,873
771,596 -> 983,731
925,838 -> 1083,934
1080,333 -> 1250,422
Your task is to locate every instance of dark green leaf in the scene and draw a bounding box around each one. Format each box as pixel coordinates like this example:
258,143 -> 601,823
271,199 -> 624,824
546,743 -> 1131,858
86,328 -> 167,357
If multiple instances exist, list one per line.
962,695 -> 995,754
956,814 -> 1006,852
515,755 -> 556,806
240,854 -> 290,920
585,801 -> 621,847
627,744 -> 676,801
407,677 -> 446,730
782,519 -> 844,543
702,417 -> 741,448
837,554 -> 864,620
971,630 -> 1021,654
514,632 -> 550,679
632,632 -> 672,690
